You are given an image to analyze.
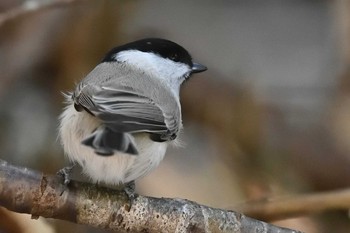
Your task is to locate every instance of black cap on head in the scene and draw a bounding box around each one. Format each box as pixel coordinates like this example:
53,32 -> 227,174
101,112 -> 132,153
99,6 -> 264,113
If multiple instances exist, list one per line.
102,38 -> 194,67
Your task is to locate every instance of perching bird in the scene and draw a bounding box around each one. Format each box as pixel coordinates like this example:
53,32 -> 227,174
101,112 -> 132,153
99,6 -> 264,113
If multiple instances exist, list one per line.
59,38 -> 207,190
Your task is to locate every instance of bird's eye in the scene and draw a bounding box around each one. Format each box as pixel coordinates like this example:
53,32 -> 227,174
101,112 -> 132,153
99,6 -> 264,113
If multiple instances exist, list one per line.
170,53 -> 179,62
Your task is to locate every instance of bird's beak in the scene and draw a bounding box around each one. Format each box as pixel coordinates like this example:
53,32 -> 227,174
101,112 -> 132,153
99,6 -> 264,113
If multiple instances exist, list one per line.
191,62 -> 207,73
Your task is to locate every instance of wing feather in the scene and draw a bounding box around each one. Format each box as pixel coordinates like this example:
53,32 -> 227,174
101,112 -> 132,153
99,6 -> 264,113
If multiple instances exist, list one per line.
75,85 -> 175,137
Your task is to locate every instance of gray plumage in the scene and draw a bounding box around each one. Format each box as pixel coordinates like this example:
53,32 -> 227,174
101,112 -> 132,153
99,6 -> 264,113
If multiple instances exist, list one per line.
59,38 -> 206,185
72,62 -> 181,155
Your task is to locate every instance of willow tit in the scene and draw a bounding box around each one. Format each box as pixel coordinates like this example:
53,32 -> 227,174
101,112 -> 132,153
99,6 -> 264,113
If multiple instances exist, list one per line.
59,38 -> 206,188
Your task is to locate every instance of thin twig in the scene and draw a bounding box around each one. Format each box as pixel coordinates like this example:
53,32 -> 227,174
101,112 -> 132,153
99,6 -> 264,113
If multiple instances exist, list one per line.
237,189 -> 350,221
0,0 -> 88,27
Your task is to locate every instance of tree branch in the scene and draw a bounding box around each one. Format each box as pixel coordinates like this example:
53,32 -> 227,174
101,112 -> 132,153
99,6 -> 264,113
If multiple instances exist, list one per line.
237,188 -> 350,222
0,0 -> 88,27
0,160 -> 300,233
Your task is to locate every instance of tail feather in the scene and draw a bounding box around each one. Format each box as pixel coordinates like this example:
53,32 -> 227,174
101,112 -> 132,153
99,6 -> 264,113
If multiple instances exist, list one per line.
81,126 -> 138,156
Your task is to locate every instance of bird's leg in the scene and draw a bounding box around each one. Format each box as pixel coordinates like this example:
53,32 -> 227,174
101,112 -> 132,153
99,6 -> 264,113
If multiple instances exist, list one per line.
123,181 -> 137,211
57,164 -> 76,185
124,180 -> 136,200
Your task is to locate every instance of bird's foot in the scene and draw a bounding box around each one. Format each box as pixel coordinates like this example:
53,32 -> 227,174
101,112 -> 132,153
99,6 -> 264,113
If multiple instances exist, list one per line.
125,180 -> 136,199
124,180 -> 137,211
57,164 -> 76,185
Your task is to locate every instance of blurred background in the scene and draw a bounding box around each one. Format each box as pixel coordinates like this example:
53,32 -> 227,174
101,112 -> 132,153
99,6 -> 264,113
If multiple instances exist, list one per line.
1,0 -> 350,232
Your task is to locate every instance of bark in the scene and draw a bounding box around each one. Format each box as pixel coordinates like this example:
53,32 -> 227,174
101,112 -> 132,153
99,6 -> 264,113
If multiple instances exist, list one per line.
0,160 -> 301,233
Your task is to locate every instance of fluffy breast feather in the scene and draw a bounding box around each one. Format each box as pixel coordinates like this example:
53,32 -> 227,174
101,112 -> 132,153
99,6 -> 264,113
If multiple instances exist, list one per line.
59,104 -> 168,184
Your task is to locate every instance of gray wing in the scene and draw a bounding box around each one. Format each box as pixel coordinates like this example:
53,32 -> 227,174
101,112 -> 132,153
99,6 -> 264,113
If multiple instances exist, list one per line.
74,85 -> 178,141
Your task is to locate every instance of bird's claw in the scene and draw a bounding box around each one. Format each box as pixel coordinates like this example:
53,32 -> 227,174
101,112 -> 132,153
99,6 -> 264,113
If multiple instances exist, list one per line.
57,164 -> 75,185
124,180 -> 136,199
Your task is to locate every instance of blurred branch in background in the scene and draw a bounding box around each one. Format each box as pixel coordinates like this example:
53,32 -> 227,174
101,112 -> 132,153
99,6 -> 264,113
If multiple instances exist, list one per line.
0,0 -> 129,100
0,0 -> 88,27
237,188 -> 350,222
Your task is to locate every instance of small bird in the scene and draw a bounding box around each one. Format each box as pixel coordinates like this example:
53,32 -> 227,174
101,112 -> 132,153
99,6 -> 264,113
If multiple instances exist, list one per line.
58,38 -> 207,191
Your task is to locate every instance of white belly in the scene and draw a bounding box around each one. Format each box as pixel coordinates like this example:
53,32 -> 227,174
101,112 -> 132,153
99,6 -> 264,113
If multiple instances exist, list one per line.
59,104 -> 168,184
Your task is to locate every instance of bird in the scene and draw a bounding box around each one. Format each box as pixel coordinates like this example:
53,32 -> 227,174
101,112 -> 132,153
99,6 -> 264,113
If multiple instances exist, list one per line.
58,38 -> 207,193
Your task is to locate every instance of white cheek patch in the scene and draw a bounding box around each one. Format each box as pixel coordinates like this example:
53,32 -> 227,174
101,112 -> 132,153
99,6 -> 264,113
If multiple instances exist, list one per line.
114,50 -> 191,89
